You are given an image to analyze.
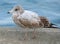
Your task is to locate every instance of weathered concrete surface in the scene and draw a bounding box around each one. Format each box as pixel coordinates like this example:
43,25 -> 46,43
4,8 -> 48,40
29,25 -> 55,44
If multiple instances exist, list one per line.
0,27 -> 60,44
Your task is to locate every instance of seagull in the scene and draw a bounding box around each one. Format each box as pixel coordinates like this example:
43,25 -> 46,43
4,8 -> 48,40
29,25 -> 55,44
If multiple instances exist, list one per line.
8,5 -> 56,40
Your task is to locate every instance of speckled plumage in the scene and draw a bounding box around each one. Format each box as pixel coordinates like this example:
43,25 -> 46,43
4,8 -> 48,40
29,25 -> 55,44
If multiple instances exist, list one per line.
8,5 -> 51,40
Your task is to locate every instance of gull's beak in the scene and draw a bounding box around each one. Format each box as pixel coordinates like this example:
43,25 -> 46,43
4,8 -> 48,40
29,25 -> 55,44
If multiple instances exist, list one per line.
8,11 -> 10,14
8,9 -> 12,14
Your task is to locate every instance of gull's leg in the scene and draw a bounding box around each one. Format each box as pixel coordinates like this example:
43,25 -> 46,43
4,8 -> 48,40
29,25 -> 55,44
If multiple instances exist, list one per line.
32,28 -> 37,39
24,32 -> 28,40
24,28 -> 29,40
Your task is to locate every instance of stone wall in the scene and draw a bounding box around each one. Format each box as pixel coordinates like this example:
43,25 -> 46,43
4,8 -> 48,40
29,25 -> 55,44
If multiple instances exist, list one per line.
0,27 -> 60,44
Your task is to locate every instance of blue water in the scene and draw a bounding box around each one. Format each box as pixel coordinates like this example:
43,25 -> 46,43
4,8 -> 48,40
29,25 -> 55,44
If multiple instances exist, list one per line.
0,0 -> 60,27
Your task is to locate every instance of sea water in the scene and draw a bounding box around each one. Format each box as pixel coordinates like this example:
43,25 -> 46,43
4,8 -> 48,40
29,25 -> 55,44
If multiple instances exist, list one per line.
0,0 -> 60,27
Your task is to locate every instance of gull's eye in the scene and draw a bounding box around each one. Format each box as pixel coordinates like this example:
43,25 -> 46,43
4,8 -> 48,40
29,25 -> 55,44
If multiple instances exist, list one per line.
15,9 -> 18,11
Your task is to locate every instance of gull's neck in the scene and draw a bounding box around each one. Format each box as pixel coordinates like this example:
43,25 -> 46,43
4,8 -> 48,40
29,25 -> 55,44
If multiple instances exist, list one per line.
20,9 -> 24,14
19,7 -> 24,14
12,12 -> 19,18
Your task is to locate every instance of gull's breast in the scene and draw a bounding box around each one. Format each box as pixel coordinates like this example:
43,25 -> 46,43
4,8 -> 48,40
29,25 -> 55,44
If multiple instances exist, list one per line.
12,16 -> 25,27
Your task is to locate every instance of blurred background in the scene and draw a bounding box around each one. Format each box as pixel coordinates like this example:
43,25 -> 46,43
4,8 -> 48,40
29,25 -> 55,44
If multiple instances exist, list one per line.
0,0 -> 60,27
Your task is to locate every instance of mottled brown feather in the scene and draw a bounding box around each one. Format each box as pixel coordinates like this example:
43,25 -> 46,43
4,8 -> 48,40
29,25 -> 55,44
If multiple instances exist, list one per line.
18,18 -> 44,28
39,16 -> 50,27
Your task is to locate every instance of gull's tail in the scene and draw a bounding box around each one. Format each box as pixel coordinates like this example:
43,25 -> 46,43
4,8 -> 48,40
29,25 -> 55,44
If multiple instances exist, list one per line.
48,23 -> 59,28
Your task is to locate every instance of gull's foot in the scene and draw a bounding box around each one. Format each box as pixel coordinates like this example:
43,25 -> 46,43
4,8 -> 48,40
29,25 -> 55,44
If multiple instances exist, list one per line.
24,38 -> 27,40
32,36 -> 36,39
23,37 -> 30,40
23,35 -> 28,40
24,37 -> 27,40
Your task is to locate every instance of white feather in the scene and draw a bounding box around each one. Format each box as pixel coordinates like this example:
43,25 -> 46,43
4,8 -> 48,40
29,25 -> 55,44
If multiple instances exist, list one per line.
17,10 -> 40,22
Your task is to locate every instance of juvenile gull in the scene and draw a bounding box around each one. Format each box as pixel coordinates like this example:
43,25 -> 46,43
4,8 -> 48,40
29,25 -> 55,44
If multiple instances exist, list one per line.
8,5 -> 53,39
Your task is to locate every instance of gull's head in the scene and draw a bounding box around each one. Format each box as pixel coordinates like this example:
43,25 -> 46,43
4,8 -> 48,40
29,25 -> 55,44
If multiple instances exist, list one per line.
8,5 -> 24,15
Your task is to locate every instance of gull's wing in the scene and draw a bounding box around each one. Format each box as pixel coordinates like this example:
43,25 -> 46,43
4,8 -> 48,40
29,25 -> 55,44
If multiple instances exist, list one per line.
18,16 -> 44,28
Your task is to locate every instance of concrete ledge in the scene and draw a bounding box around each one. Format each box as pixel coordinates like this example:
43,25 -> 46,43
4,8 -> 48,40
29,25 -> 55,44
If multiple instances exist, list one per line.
0,27 -> 60,44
